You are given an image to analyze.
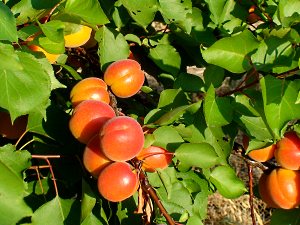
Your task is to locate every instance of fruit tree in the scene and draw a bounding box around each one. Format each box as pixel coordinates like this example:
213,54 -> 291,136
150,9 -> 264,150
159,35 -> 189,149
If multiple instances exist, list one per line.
0,0 -> 300,225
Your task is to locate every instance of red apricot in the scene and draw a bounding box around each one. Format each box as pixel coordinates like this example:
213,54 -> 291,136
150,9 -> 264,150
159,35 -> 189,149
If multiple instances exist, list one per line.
83,135 -> 112,178
137,146 -> 173,172
0,111 -> 28,139
100,116 -> 144,162
97,161 -> 139,202
104,59 -> 145,98
70,77 -> 110,107
69,100 -> 115,144
275,131 -> 300,170
259,168 -> 300,209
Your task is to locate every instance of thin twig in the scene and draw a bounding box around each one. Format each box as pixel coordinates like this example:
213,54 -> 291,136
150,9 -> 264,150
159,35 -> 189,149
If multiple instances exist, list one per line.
15,129 -> 29,149
32,154 -> 61,159
247,162 -> 257,225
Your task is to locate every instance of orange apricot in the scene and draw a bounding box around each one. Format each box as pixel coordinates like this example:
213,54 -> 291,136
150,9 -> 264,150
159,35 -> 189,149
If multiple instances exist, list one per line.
0,111 -> 28,139
248,144 -> 276,162
275,131 -> 300,170
104,59 -> 145,98
97,161 -> 139,202
259,168 -> 300,209
137,146 -> 173,172
83,135 -> 112,178
69,100 -> 115,144
99,116 -> 144,162
70,77 -> 110,107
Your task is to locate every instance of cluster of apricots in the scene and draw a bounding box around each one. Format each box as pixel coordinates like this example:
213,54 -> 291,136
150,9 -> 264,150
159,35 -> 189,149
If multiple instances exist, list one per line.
28,24 -> 93,64
244,131 -> 300,209
68,59 -> 173,202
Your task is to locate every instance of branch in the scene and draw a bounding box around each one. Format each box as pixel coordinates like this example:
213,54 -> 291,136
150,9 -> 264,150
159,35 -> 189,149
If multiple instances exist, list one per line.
139,170 -> 177,225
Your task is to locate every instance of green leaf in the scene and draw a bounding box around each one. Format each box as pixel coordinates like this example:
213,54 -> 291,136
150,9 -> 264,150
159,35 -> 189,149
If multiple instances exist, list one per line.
252,36 -> 295,73
149,43 -> 181,75
95,26 -> 130,70
81,213 -> 105,225
203,65 -> 225,89
11,0 -> 47,25
174,72 -> 205,92
204,0 -> 237,25
210,165 -> 246,199
175,143 -> 219,169
81,179 -> 96,222
159,0 -> 192,23
260,75 -> 300,139
155,102 -> 201,126
204,85 -> 233,127
152,126 -> 184,151
121,0 -> 158,28
202,30 -> 259,73
0,2 -> 18,42
277,0 -> 300,27
0,144 -> 31,179
270,208 -> 300,225
157,89 -> 189,110
0,145 -> 32,225
64,0 -> 109,25
39,20 -> 65,43
0,44 -> 51,120
233,94 -> 273,141
32,196 -> 79,225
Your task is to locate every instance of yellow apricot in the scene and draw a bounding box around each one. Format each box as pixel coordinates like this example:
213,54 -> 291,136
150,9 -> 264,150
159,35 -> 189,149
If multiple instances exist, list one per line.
64,25 -> 92,48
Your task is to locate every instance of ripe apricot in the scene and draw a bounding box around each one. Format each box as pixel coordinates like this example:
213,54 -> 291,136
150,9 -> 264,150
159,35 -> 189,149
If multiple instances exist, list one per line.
100,116 -> 144,162
97,161 -> 139,202
243,135 -> 276,162
69,100 -> 115,144
0,111 -> 28,139
70,77 -> 110,107
248,145 -> 276,162
83,135 -> 112,178
275,131 -> 300,170
104,59 -> 145,98
259,168 -> 300,209
28,45 -> 61,64
137,146 -> 173,172
64,25 -> 92,48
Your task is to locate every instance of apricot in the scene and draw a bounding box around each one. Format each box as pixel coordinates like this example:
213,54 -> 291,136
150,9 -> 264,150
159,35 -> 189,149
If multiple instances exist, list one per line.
69,100 -> 115,144
243,135 -> 276,162
64,25 -> 92,48
258,168 -> 300,209
28,45 -> 61,64
275,131 -> 300,170
248,145 -> 276,162
0,111 -> 28,139
83,135 -> 112,178
70,77 -> 110,107
100,116 -> 144,162
137,146 -> 173,172
97,161 -> 139,202
103,59 -> 145,98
